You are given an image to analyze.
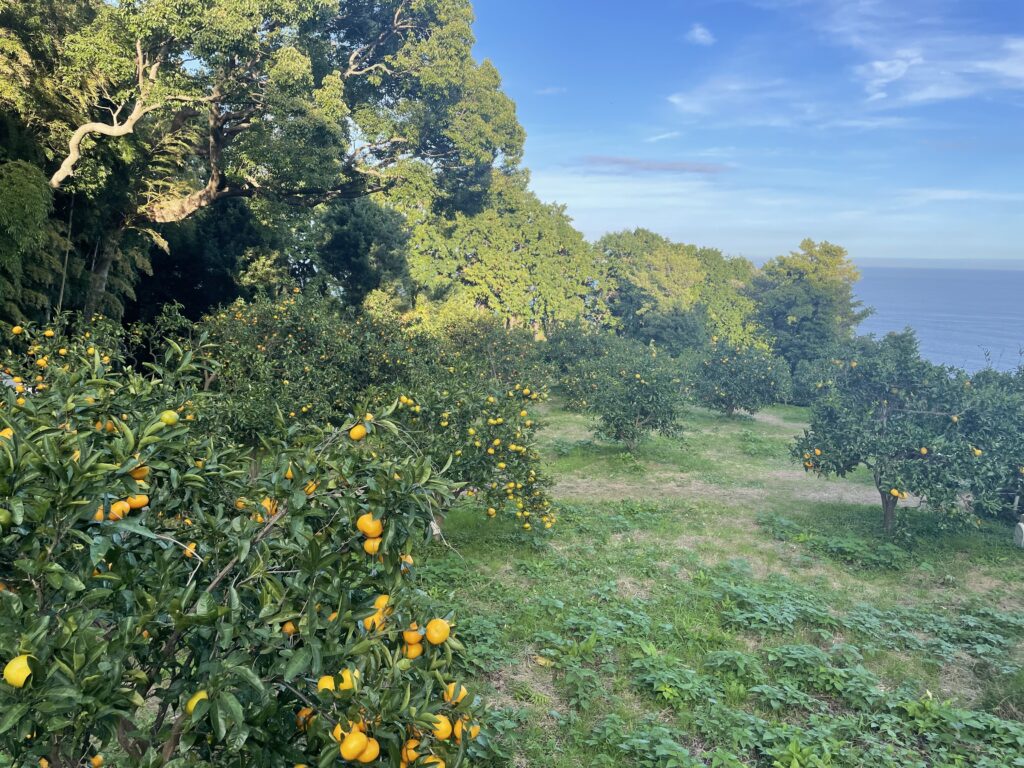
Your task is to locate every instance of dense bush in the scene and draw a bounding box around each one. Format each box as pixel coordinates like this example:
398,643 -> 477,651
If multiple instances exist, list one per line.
573,338 -> 685,451
695,343 -> 791,416
795,332 -> 973,534
0,321 -> 509,766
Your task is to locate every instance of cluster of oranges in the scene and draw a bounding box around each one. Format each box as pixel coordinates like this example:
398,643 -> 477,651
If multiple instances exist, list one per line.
92,493 -> 149,522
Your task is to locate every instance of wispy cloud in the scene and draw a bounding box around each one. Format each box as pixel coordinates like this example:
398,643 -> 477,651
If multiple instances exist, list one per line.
685,23 -> 716,46
575,155 -> 729,175
901,187 -> 1024,205
644,131 -> 682,143
668,76 -> 794,116
788,0 -> 1024,106
535,86 -> 568,96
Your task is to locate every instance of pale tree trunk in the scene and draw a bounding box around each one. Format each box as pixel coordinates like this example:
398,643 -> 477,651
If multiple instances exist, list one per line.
84,239 -> 114,318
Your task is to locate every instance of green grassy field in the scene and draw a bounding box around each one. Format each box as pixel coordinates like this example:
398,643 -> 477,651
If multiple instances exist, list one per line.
424,403 -> 1024,767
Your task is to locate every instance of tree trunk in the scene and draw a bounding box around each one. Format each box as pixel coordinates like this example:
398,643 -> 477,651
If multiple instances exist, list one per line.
83,240 -> 112,319
880,489 -> 898,535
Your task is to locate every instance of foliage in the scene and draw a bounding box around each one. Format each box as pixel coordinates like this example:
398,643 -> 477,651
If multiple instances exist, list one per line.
0,321 -> 500,767
572,338 -> 685,451
402,171 -> 611,334
794,332 -> 973,534
597,229 -> 762,350
695,342 -> 792,416
200,292 -> 400,446
751,239 -> 869,372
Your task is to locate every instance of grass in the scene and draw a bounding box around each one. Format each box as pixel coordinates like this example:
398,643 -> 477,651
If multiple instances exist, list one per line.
423,403 -> 1024,767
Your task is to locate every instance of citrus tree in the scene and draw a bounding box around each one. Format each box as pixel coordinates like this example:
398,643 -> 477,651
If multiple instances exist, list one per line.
694,342 -> 791,417
385,377 -> 556,532
201,292 -> 416,446
953,366 -> 1024,522
0,323 -> 494,767
794,332 -> 972,535
573,338 -> 684,452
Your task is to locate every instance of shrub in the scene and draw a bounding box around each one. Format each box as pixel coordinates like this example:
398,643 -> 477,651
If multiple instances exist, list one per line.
695,342 -> 791,416
384,375 -> 557,532
201,291 -> 416,445
794,331 -> 972,534
575,338 -> 684,451
0,322 -> 494,767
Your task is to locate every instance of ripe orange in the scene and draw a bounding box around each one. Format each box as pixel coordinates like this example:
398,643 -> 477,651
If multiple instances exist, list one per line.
126,494 -> 149,510
425,618 -> 450,645
108,500 -> 131,521
340,730 -> 368,760
356,737 -> 380,763
431,713 -> 452,740
129,465 -> 150,480
295,706 -> 315,731
349,423 -> 368,441
402,623 -> 422,645
363,537 -> 382,555
401,739 -> 420,763
444,681 -> 467,704
90,755 -> 104,768
317,675 -> 335,692
3,654 -> 32,688
282,621 -> 298,636
338,668 -> 359,690
356,513 -> 383,537
403,642 -> 424,659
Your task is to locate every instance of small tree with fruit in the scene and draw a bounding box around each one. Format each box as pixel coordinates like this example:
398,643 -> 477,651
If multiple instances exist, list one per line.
695,342 -> 792,417
794,332 -> 972,535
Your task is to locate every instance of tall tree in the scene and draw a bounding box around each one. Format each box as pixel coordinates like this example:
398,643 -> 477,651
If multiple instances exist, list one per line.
751,238 -> 869,370
399,171 -> 611,334
1,0 -> 524,315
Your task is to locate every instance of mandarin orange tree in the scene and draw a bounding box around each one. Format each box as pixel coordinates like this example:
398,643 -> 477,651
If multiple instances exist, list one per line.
200,292 -> 415,446
694,341 -> 791,417
794,332 -> 975,535
0,322 -> 496,767
569,337 -> 684,452
383,377 -> 556,532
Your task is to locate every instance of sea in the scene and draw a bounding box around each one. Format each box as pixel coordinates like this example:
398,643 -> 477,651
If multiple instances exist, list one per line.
855,266 -> 1024,373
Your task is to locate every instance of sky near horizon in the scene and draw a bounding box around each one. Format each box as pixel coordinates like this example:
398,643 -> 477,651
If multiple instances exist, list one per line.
470,0 -> 1024,263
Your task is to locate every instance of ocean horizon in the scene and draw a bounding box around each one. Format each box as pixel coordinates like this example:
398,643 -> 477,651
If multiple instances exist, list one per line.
855,265 -> 1024,373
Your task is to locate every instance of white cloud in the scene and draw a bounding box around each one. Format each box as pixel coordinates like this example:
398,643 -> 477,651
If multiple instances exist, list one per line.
685,23 -> 716,46
902,188 -> 1024,205
644,131 -> 682,143
535,86 -> 567,96
790,0 -> 1024,105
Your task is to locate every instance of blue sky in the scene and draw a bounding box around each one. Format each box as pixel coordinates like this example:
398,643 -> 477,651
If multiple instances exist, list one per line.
470,0 -> 1024,263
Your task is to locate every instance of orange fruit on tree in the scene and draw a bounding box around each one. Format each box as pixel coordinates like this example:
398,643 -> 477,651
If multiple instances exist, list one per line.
282,621 -> 298,636
402,623 -> 422,645
126,494 -> 149,510
349,423 -> 368,441
401,739 -> 420,764
403,642 -> 423,659
431,714 -> 452,740
338,668 -> 359,691
363,537 -> 382,555
317,675 -> 335,692
356,513 -> 383,537
339,730 -> 368,760
186,690 -> 208,715
425,618 -> 450,645
444,682 -> 467,704
357,737 -> 380,763
108,500 -> 130,521
3,654 -> 32,688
